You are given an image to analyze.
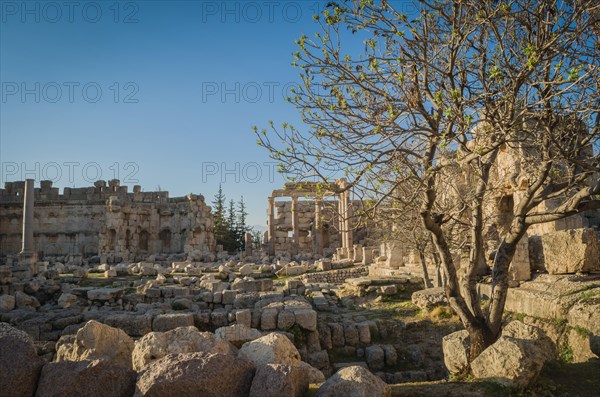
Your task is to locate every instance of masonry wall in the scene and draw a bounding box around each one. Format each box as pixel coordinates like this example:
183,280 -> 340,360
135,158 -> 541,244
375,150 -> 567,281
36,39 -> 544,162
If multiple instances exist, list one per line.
272,199 -> 342,254
0,180 -> 215,262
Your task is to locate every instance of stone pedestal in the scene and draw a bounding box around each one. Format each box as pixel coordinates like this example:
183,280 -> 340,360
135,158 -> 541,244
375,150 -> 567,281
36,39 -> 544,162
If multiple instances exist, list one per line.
362,247 -> 373,266
353,244 -> 363,263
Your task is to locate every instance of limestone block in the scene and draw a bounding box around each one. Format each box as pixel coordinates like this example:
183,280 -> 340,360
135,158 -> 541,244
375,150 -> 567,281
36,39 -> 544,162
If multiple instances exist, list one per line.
134,352 -> 255,397
541,228 -> 600,274
567,297 -> 600,335
471,336 -> 546,388
132,326 -> 236,371
152,313 -> 194,332
261,308 -> 279,331
249,364 -> 309,397
343,323 -> 359,347
329,323 -> 345,347
87,288 -> 125,301
36,359 -> 136,397
356,322 -> 371,345
222,290 -> 237,305
277,310 -> 296,330
215,324 -> 262,348
104,314 -> 152,337
15,291 -> 40,309
58,293 -> 77,309
0,295 -> 16,312
365,345 -> 385,370
442,330 -> 470,375
315,366 -> 391,397
381,344 -> 397,367
236,309 -> 252,328
0,323 -> 45,397
239,333 -> 302,367
292,309 -> 317,331
56,320 -> 134,369
411,287 -> 447,310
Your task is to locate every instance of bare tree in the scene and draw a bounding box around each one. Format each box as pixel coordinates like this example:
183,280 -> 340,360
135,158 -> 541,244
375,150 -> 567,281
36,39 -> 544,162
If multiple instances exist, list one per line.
255,0 -> 600,366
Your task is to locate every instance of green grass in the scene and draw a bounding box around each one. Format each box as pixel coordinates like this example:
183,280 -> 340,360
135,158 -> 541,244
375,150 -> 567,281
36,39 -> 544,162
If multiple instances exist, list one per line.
577,289 -> 600,302
572,325 -> 590,338
478,380 -> 519,396
361,299 -> 421,321
559,344 -> 574,363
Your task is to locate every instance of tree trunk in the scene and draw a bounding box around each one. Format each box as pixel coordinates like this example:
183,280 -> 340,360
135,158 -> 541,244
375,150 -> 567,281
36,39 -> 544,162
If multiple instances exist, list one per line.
419,251 -> 433,288
466,320 -> 496,362
487,231 -> 524,336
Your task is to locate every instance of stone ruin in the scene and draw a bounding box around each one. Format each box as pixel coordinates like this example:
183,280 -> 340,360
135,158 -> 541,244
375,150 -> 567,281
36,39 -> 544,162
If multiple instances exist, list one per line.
266,180 -> 359,258
0,179 -> 215,271
0,171 -> 598,396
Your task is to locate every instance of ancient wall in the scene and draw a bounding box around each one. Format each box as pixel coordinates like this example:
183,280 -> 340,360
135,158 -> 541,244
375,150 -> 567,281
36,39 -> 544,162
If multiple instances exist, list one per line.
272,199 -> 342,255
301,266 -> 369,284
0,180 -> 215,263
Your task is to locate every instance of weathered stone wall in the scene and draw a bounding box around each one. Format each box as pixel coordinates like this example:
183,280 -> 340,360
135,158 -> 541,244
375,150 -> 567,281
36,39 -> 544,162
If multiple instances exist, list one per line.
301,266 -> 369,284
272,199 -> 342,254
0,180 -> 215,262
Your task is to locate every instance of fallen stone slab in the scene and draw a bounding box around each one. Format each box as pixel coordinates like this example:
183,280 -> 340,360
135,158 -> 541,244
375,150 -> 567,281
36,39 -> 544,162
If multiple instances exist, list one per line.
36,359 -> 136,397
411,287 -> 447,310
0,323 -> 45,397
316,365 -> 391,397
56,320 -> 134,369
134,352 -> 255,397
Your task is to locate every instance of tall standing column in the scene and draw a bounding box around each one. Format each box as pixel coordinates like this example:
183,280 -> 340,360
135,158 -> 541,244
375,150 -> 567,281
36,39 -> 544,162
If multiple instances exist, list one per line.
338,193 -> 345,250
314,199 -> 323,256
291,196 -> 299,255
267,197 -> 275,256
345,191 -> 353,253
20,179 -> 34,254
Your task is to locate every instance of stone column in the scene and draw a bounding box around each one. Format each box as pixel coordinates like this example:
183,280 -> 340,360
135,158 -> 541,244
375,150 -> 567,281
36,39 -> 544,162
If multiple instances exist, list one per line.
267,197 -> 275,256
20,179 -> 34,254
345,191 -> 353,255
291,196 -> 299,255
245,232 -> 253,257
314,199 -> 323,256
338,193 -> 346,250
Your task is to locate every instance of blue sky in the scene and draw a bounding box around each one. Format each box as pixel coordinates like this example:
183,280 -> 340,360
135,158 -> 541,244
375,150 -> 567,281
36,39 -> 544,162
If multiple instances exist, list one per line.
0,0 -> 340,227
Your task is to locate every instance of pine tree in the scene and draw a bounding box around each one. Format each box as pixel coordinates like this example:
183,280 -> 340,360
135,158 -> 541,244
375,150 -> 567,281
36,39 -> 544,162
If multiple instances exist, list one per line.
225,199 -> 238,252
212,184 -> 228,249
236,196 -> 249,250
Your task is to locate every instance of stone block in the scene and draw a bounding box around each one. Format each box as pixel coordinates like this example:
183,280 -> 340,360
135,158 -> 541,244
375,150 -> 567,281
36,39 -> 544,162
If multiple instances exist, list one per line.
365,345 -> 385,370
261,308 -> 279,331
222,290 -> 237,305
235,309 -> 252,328
542,228 -> 600,274
152,313 -> 194,332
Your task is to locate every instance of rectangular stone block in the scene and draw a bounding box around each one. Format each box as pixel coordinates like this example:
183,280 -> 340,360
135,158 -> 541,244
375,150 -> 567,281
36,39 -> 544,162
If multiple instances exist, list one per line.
541,228 -> 600,274
222,290 -> 237,305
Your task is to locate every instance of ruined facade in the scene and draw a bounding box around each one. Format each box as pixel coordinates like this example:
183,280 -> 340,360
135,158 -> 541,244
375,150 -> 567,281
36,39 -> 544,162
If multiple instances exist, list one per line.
267,180 -> 368,257
0,179 -> 215,263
